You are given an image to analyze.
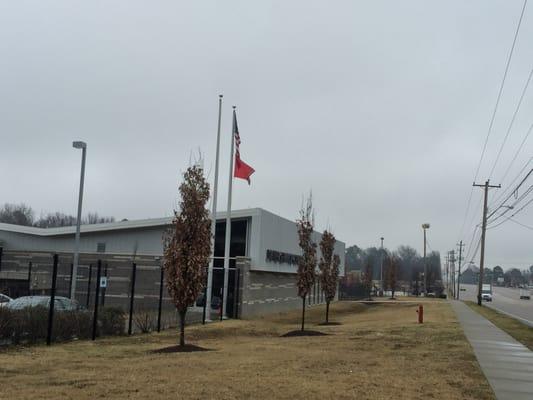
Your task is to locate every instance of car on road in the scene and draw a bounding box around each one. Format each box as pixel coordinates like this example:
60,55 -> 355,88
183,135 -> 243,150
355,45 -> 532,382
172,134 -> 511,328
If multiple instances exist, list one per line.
0,293 -> 13,307
481,284 -> 492,302
519,289 -> 531,300
6,296 -> 83,311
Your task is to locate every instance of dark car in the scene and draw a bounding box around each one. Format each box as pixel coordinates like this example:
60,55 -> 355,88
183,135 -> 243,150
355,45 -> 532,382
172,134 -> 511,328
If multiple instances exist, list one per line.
7,296 -> 83,311
195,294 -> 222,310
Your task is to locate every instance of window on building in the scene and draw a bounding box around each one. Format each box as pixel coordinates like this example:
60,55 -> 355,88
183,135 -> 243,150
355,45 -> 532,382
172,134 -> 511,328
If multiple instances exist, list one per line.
97,242 -> 106,253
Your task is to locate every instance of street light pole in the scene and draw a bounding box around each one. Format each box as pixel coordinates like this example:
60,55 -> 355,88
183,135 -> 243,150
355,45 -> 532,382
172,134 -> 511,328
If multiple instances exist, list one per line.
380,237 -> 384,295
421,223 -> 430,296
71,141 -> 87,300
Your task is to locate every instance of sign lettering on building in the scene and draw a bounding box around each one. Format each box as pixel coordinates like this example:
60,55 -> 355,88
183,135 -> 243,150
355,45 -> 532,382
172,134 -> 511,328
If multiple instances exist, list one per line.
265,249 -> 302,266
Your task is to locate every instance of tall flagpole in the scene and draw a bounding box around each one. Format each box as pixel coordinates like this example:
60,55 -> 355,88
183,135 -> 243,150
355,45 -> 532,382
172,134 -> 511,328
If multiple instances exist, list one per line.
206,94 -> 223,321
222,106 -> 236,318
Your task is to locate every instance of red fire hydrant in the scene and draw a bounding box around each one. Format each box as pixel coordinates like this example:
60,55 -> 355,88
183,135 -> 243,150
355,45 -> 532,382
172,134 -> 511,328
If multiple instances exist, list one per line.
416,304 -> 424,323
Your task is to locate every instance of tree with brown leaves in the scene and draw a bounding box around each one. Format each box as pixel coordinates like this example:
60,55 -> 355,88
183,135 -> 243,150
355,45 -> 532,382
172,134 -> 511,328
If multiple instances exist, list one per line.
296,194 -> 317,331
163,165 -> 211,347
319,230 -> 340,324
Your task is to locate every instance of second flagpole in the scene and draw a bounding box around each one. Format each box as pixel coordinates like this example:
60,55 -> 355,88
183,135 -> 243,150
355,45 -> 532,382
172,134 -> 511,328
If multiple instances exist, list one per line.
221,106 -> 236,319
205,95 -> 223,322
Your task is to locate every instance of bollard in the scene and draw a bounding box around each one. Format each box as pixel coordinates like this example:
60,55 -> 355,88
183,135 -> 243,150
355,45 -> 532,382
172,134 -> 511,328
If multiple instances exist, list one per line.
416,304 -> 424,323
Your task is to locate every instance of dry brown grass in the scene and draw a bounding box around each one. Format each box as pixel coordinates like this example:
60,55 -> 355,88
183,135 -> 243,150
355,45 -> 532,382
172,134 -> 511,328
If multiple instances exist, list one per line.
0,301 -> 494,400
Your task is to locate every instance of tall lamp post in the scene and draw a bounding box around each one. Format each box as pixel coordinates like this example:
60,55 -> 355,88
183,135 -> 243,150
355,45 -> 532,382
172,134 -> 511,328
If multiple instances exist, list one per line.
71,141 -> 87,300
421,223 -> 430,295
380,237 -> 384,295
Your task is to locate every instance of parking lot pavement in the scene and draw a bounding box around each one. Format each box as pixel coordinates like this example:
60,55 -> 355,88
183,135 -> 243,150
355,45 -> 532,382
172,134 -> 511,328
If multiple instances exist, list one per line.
458,284 -> 533,326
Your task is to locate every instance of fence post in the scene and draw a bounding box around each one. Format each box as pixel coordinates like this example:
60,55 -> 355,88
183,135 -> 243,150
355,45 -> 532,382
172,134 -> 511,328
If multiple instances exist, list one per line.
0,247 -> 3,273
101,263 -> 108,306
128,262 -> 137,335
202,267 -> 208,325
157,264 -> 164,332
27,261 -> 33,295
69,263 -> 74,297
233,268 -> 240,318
219,286 -> 224,321
86,264 -> 92,308
92,260 -> 102,340
46,254 -> 59,346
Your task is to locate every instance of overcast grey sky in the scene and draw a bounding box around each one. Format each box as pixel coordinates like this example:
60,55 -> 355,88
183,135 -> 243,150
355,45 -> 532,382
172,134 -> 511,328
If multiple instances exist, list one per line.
1,1 -> 532,269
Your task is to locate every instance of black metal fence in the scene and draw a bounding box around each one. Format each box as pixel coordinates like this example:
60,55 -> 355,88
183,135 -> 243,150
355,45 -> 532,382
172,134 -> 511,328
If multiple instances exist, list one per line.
0,249 -> 239,346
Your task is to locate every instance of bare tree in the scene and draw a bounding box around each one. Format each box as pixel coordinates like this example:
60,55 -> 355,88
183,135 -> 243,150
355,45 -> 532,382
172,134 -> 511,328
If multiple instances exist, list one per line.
34,212 -> 115,228
163,165 -> 211,347
296,194 -> 317,331
363,258 -> 373,300
0,203 -> 34,226
386,254 -> 399,299
319,230 -> 340,324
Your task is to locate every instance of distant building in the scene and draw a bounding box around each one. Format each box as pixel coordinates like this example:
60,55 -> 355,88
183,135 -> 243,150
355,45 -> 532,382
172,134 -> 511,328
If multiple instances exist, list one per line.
460,263 -> 479,285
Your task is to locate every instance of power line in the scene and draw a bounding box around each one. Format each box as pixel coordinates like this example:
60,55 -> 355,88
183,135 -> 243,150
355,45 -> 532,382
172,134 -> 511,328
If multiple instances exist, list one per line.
487,168 -> 533,221
509,217 -> 533,230
489,67 -> 533,179
458,0 -> 528,242
497,121 -> 533,186
488,183 -> 533,225
490,157 -> 532,208
488,196 -> 533,230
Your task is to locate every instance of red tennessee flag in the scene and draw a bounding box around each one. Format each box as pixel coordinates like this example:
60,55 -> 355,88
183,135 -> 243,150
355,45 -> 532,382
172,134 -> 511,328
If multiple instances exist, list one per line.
233,110 -> 255,184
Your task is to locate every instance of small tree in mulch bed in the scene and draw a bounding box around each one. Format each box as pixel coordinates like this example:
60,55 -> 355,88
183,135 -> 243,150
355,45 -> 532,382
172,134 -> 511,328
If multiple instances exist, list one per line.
163,165 -> 211,348
363,258 -> 373,300
296,193 -> 317,332
319,230 -> 340,324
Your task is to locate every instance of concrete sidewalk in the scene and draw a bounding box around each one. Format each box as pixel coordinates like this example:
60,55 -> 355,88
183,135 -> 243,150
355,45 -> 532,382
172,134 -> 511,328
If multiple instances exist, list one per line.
450,300 -> 533,400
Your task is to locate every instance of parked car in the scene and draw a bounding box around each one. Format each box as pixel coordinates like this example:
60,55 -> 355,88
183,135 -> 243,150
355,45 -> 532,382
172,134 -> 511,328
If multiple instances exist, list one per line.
0,293 -> 13,307
6,296 -> 83,311
519,289 -> 531,300
195,294 -> 222,310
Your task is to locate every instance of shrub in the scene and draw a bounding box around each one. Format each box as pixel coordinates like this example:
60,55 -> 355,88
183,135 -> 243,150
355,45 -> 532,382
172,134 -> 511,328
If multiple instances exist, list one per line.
99,307 -> 125,336
54,310 -> 92,341
0,307 -> 14,341
133,307 -> 155,333
10,306 -> 49,345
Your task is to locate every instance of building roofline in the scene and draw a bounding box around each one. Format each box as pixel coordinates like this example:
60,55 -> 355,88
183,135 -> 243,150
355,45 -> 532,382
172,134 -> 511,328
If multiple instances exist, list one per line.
0,208 -> 263,237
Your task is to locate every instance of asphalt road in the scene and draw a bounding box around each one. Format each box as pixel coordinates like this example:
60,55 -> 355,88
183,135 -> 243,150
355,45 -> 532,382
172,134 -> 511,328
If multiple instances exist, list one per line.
458,283 -> 533,326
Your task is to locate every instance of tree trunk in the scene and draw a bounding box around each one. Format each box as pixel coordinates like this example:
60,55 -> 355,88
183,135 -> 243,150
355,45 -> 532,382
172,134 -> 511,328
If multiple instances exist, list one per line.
179,310 -> 186,347
326,301 -> 330,324
301,296 -> 306,331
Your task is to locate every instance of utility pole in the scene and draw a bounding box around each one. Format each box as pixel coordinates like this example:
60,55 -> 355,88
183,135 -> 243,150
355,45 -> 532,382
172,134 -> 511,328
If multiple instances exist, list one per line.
473,180 -> 501,306
456,241 -> 465,300
421,223 -> 430,295
450,250 -> 456,300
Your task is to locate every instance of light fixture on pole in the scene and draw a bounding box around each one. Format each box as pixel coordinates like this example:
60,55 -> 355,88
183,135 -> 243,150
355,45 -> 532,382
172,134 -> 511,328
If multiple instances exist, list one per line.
71,140 -> 87,300
421,223 -> 430,295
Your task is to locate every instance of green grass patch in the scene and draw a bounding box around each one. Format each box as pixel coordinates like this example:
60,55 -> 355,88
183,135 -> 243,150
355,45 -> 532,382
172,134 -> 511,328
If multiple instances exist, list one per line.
464,301 -> 533,350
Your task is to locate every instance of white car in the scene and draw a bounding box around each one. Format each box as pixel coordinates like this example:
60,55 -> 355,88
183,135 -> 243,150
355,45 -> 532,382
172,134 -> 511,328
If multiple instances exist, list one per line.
0,293 -> 13,307
519,289 -> 531,300
481,292 -> 492,302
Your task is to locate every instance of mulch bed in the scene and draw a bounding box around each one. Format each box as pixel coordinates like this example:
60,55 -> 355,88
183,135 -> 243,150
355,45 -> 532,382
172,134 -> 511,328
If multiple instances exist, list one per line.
150,344 -> 211,354
281,330 -> 328,337
317,322 -> 342,326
